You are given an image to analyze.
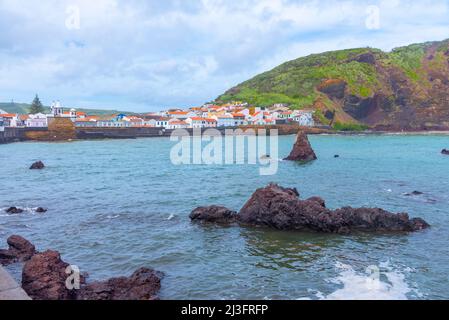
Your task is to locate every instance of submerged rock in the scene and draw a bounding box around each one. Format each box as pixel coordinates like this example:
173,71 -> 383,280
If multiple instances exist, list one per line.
30,161 -> 45,170
442,149 -> 449,155
0,235 -> 36,265
284,131 -> 317,162
35,207 -> 47,213
405,191 -> 424,196
190,183 -> 430,234
78,268 -> 163,300
190,206 -> 238,224
6,207 -> 24,214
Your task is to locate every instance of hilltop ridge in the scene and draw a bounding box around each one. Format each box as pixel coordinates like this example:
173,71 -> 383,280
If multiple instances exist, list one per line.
217,39 -> 449,130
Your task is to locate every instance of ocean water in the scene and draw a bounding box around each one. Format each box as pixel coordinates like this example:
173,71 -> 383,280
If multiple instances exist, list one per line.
1,134 -> 449,300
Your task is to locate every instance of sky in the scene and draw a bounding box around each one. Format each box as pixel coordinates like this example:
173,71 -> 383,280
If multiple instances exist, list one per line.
1,0 -> 449,112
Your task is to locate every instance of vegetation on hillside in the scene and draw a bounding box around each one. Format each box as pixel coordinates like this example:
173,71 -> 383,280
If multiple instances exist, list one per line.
216,39 -> 449,130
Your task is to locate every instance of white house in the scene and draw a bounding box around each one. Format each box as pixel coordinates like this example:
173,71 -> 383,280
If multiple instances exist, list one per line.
26,113 -> 48,127
0,113 -> 21,127
0,116 -> 4,132
166,119 -> 189,129
294,111 -> 315,127
214,115 -> 235,127
155,117 -> 170,128
186,117 -> 217,128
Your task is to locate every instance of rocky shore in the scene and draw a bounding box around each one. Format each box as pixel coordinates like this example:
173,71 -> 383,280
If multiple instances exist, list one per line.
190,183 -> 430,234
0,235 -> 163,300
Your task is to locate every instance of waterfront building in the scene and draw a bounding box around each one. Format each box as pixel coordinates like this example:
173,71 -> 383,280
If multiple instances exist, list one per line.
26,113 -> 48,127
186,117 -> 217,128
0,113 -> 21,127
155,117 -> 170,128
166,119 -> 189,129
294,111 -> 315,127
214,115 -> 235,127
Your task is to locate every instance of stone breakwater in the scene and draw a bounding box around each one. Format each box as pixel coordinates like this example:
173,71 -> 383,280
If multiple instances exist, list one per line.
190,183 -> 430,234
0,235 -> 163,300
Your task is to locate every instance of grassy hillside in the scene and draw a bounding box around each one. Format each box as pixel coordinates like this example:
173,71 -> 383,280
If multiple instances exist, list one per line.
0,102 -> 133,115
217,39 -> 449,130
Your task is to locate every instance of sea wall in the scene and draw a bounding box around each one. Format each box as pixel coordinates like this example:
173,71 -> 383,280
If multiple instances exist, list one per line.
0,127 -> 23,144
24,118 -> 76,141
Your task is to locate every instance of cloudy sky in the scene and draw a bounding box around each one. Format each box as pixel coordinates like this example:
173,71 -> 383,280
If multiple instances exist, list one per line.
1,0 -> 449,112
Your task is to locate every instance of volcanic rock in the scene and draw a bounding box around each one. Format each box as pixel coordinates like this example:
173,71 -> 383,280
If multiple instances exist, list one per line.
30,161 -> 45,170
22,250 -> 76,300
77,268 -> 163,300
6,207 -> 24,214
35,207 -> 47,213
442,149 -> 449,155
191,183 -> 430,234
190,206 -> 238,224
0,235 -> 36,265
284,131 -> 317,162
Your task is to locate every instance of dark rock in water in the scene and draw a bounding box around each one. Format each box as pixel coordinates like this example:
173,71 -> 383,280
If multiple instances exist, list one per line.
6,207 -> 24,214
442,149 -> 449,155
334,155 -> 340,158
22,250 -> 77,300
77,268 -> 163,300
191,183 -> 430,234
35,207 -> 47,213
20,243 -> 163,300
284,131 -> 317,163
190,206 -> 238,224
30,161 -> 45,170
405,191 -> 424,196
0,235 -> 36,265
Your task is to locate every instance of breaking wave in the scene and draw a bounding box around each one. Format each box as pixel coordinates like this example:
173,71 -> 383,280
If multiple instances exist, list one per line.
314,262 -> 417,300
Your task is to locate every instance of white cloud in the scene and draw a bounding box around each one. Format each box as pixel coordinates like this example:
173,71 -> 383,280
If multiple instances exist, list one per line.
0,0 -> 448,111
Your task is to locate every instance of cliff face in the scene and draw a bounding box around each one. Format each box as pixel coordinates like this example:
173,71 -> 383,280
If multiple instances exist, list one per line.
218,39 -> 449,130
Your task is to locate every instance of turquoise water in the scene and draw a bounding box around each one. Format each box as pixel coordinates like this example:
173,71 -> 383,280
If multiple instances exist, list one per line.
1,134 -> 449,300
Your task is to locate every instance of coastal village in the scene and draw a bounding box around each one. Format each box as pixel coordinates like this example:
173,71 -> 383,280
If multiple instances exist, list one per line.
0,100 -> 316,132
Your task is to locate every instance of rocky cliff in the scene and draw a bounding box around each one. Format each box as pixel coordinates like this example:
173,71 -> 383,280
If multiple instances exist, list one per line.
218,39 -> 449,131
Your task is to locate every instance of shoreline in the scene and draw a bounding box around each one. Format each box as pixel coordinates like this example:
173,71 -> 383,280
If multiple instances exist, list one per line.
2,126 -> 449,145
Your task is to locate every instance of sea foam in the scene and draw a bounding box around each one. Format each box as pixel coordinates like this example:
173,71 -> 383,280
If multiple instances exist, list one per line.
315,262 -> 415,300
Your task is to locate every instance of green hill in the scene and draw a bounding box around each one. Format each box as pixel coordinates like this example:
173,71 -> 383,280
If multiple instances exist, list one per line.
217,39 -> 449,130
0,102 -> 133,116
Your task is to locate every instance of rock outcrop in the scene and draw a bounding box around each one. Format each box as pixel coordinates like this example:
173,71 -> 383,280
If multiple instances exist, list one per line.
77,268 -> 162,300
190,183 -> 430,234
442,149 -> 449,155
190,206 -> 238,224
0,235 -> 36,265
20,244 -> 163,300
284,131 -> 317,162
22,250 -> 76,300
30,161 -> 45,170
5,207 -> 24,214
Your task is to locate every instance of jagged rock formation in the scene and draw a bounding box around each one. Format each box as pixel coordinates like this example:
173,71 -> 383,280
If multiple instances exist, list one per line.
77,268 -> 162,300
283,131 -> 317,162
19,242 -> 163,300
190,184 -> 430,234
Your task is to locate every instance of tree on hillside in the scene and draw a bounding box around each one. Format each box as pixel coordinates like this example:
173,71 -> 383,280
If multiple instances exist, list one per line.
29,94 -> 45,114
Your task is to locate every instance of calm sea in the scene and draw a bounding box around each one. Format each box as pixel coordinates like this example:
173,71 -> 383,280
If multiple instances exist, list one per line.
1,134 -> 449,300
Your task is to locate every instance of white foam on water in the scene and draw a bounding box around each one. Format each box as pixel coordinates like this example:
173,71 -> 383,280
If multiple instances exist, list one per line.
316,262 -> 415,300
